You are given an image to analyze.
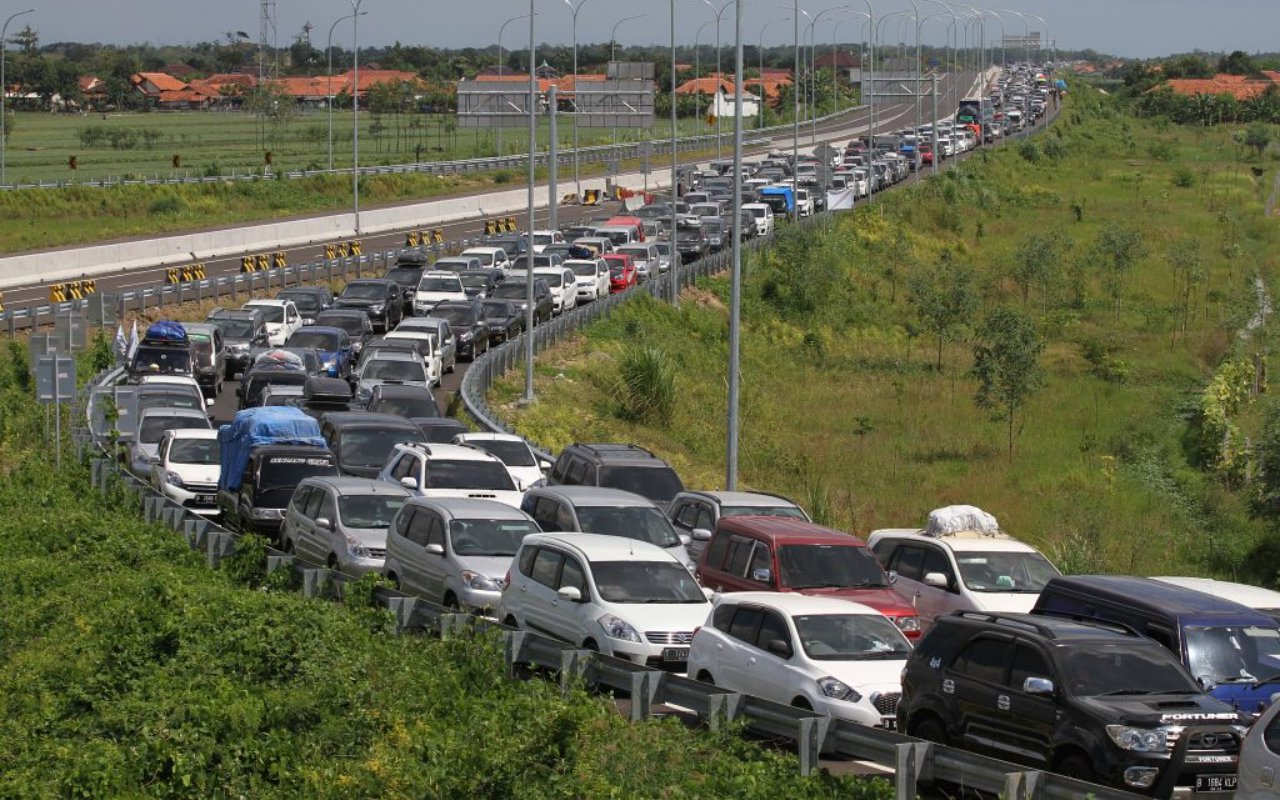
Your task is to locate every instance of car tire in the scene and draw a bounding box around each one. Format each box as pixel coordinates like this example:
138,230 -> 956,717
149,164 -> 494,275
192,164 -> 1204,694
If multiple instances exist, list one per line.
791,697 -> 813,712
1054,753 -> 1096,784
696,671 -> 714,686
326,553 -> 339,570
386,572 -> 400,590
503,614 -> 519,629
909,714 -> 948,745
443,592 -> 460,611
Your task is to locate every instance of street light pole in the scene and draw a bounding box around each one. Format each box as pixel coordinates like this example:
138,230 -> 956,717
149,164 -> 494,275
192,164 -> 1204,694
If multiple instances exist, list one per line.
497,13 -> 532,157
609,13 -> 646,154
524,0 -> 537,403
327,11 -> 363,172
726,0 -> 743,490
561,0 -> 592,199
696,0 -> 734,161
757,17 -> 791,130
693,19 -> 715,124
1,8 -> 34,187
347,0 -> 364,235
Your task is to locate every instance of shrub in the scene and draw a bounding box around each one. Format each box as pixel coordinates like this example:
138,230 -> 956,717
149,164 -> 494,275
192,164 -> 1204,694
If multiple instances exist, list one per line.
146,194 -> 186,216
613,344 -> 677,426
493,170 -> 513,184
1017,138 -> 1041,163
1172,166 -> 1195,187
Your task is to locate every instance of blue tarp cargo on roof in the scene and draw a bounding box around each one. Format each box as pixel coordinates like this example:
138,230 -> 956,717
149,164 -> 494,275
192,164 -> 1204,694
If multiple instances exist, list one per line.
145,320 -> 187,343
217,406 -> 326,492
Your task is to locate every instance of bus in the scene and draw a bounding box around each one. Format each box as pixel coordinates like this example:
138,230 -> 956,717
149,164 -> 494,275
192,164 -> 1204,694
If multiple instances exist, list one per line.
956,96 -> 995,143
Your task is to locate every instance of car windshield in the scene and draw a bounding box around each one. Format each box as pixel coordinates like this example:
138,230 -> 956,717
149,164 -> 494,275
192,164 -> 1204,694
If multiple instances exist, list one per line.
537,272 -> 563,287
216,319 -> 257,339
343,284 -> 386,300
450,518 -> 540,556
316,315 -> 365,336
287,331 -> 340,350
1060,644 -> 1200,696
597,465 -> 684,504
139,416 -> 207,444
258,455 -> 337,490
132,346 -> 191,375
168,437 -> 220,465
466,439 -> 536,467
419,276 -> 462,292
339,428 -> 422,467
463,251 -> 494,265
137,391 -> 204,414
778,544 -> 889,590
247,305 -> 284,323
361,360 -> 426,382
459,272 -> 491,289
432,307 -> 474,326
424,459 -> 516,490
384,267 -> 421,285
721,505 -> 807,520
374,394 -> 438,418
533,233 -> 554,245
570,262 -> 599,276
575,506 -> 681,549
492,283 -> 526,300
954,551 -> 1059,593
793,614 -> 913,661
280,294 -> 321,314
618,248 -> 648,260
337,494 -> 406,529
482,302 -> 512,319
592,561 -> 707,604
1185,625 -> 1280,685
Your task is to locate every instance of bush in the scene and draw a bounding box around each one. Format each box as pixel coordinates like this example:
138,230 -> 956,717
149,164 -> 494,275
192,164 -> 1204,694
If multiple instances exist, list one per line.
613,344 -> 677,426
146,194 -> 186,216
1172,166 -> 1195,187
1017,138 -> 1042,163
492,170 -> 513,184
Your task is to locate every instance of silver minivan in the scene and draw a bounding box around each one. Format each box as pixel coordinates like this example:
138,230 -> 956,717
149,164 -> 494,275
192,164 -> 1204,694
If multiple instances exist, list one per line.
382,497 -> 541,611
614,242 -> 660,282
520,485 -> 694,570
281,476 -> 412,575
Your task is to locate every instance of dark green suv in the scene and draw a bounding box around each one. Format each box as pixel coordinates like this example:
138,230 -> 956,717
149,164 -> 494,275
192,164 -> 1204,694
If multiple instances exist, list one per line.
898,611 -> 1246,798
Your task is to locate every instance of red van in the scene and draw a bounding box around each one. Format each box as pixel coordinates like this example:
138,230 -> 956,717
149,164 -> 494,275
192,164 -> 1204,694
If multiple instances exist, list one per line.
604,215 -> 646,242
695,517 -> 921,640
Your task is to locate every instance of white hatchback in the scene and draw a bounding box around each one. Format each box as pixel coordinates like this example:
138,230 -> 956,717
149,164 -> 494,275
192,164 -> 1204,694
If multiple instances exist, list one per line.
566,258 -> 609,302
688,592 -> 911,728
498,533 -> 712,670
149,428 -> 221,515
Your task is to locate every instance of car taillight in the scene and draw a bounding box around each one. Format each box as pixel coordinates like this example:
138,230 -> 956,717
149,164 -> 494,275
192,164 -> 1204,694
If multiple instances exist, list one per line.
503,569 -> 511,587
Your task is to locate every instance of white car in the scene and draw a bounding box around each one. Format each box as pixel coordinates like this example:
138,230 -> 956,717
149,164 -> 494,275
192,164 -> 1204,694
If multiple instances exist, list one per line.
382,330 -> 443,387
742,203 -> 774,237
459,246 -> 510,272
566,258 -> 609,302
451,432 -> 550,491
242,299 -> 302,346
867,505 -> 1061,631
1153,577 -> 1280,620
1239,697 -> 1280,799
382,497 -> 542,612
413,271 -> 468,315
687,593 -> 911,729
149,428 -> 221,516
498,533 -> 712,670
533,267 -> 577,315
378,442 -> 523,509
794,188 -> 814,217
529,230 -> 564,254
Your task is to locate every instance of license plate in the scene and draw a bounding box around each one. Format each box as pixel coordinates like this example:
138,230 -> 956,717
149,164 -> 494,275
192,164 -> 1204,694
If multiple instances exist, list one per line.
662,647 -> 689,662
880,718 -> 897,731
195,495 -> 216,504
1195,774 -> 1237,793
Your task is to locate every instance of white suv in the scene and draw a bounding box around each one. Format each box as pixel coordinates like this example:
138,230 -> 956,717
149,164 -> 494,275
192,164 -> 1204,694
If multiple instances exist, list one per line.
149,428 -> 221,515
867,506 -> 1060,631
377,442 -> 522,508
242,299 -> 301,346
566,258 -> 609,303
498,533 -> 712,670
533,267 -> 578,315
413,271 -> 467,315
687,592 -> 911,729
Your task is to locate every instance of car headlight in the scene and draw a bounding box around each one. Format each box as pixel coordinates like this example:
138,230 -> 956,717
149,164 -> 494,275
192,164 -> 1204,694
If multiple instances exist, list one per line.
598,613 -> 642,643
370,304 -> 385,314
164,470 -> 185,488
459,331 -> 473,342
322,359 -> 336,370
818,676 -> 863,703
250,508 -> 283,520
460,570 -> 502,591
895,615 -> 921,633
1105,725 -> 1167,753
346,538 -> 372,559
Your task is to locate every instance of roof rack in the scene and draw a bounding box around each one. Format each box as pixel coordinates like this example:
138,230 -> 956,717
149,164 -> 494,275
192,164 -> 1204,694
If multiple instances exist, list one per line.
954,610 -> 1137,639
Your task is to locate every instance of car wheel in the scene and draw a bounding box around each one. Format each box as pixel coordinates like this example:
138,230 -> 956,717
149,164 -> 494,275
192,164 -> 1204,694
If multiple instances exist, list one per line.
908,714 -> 948,745
791,697 -> 813,712
503,614 -> 519,629
386,572 -> 400,590
326,553 -> 339,571
283,539 -> 295,554
1054,753 -> 1096,784
696,671 -> 714,686
443,592 -> 461,611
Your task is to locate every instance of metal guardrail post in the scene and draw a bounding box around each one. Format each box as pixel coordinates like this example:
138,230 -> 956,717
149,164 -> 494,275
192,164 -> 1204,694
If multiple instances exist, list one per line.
206,530 -> 235,568
559,648 -> 590,695
895,741 -> 934,800
1003,770 -> 1044,800
302,567 -> 329,598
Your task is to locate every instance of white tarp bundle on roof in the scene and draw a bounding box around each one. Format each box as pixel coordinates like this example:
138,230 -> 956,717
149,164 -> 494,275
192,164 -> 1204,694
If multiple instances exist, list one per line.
925,505 -> 1000,536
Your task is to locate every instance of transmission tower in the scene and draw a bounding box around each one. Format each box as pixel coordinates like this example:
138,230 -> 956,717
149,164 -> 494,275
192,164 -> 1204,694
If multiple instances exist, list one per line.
259,0 -> 278,85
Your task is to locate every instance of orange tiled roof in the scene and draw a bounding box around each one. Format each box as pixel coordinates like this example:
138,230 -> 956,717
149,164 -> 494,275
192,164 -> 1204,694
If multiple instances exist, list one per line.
1261,70 -> 1280,84
132,72 -> 188,92
1161,74 -> 1273,101
340,69 -> 423,92
157,87 -> 210,103
675,74 -> 734,95
268,75 -> 348,97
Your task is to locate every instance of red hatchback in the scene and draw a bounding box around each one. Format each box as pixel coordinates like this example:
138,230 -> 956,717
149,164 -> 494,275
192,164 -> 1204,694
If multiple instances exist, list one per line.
694,517 -> 922,639
604,253 -> 637,293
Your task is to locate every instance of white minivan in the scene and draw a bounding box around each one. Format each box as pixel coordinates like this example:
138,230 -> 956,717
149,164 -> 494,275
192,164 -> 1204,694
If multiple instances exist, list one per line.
742,203 -> 774,237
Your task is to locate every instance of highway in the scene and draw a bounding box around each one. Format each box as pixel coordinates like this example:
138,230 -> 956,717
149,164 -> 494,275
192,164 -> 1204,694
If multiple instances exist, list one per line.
0,72 -> 977,312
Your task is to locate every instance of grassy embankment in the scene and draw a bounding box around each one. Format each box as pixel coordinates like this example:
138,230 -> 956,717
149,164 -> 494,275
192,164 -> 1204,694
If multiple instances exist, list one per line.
491,86 -> 1280,584
0,342 -> 890,798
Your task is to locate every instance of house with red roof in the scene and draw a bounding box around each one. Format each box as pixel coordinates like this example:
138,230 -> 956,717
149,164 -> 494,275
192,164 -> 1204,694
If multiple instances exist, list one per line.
1159,73 -> 1277,101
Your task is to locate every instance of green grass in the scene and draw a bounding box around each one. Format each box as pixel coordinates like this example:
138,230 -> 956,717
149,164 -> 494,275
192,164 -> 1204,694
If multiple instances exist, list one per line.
490,87 -> 1280,586
2,109 -> 746,185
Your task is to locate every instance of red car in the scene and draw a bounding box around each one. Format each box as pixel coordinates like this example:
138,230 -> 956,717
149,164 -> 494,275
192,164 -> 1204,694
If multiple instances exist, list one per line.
694,516 -> 922,640
919,143 -> 934,165
604,253 -> 637,293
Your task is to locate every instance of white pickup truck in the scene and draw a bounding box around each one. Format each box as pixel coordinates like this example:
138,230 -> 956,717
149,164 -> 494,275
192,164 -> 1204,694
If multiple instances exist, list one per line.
242,299 -> 301,346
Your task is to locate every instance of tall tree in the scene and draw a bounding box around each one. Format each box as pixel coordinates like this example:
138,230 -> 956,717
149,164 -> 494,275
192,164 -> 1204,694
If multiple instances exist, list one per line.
908,254 -> 981,370
970,305 -> 1046,460
1010,230 -> 1072,308
1092,223 -> 1146,315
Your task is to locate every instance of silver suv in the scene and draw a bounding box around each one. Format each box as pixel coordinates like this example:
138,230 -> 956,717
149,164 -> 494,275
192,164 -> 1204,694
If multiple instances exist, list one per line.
667,490 -> 809,561
378,442 -> 522,508
521,485 -> 694,570
280,476 -> 412,575
381,497 -> 540,611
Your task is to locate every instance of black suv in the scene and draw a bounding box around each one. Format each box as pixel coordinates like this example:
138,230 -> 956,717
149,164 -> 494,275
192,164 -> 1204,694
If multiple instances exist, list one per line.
546,443 -> 685,511
334,278 -> 403,332
898,611 -> 1246,798
384,251 -> 429,313
430,300 -> 490,360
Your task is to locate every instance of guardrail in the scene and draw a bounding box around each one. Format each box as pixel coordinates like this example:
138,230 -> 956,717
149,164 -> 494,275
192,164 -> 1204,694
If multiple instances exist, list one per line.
76,431 -> 1143,800
1,102 -> 872,192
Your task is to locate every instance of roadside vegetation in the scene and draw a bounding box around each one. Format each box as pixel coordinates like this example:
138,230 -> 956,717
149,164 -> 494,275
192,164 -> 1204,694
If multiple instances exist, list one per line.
0,342 -> 890,798
492,84 -> 1280,587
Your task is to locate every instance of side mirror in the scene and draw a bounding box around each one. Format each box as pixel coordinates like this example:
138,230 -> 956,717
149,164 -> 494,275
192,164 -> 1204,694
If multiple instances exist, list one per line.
315,517 -> 334,531
886,570 -> 898,585
1196,675 -> 1216,693
206,398 -> 216,409
425,543 -> 444,556
677,533 -> 692,547
702,586 -> 716,601
539,459 -> 552,472
751,567 -> 772,583
924,572 -> 950,590
400,477 -> 417,490
1022,677 -> 1055,696
765,639 -> 793,659
557,585 -> 582,602
691,527 -> 713,542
